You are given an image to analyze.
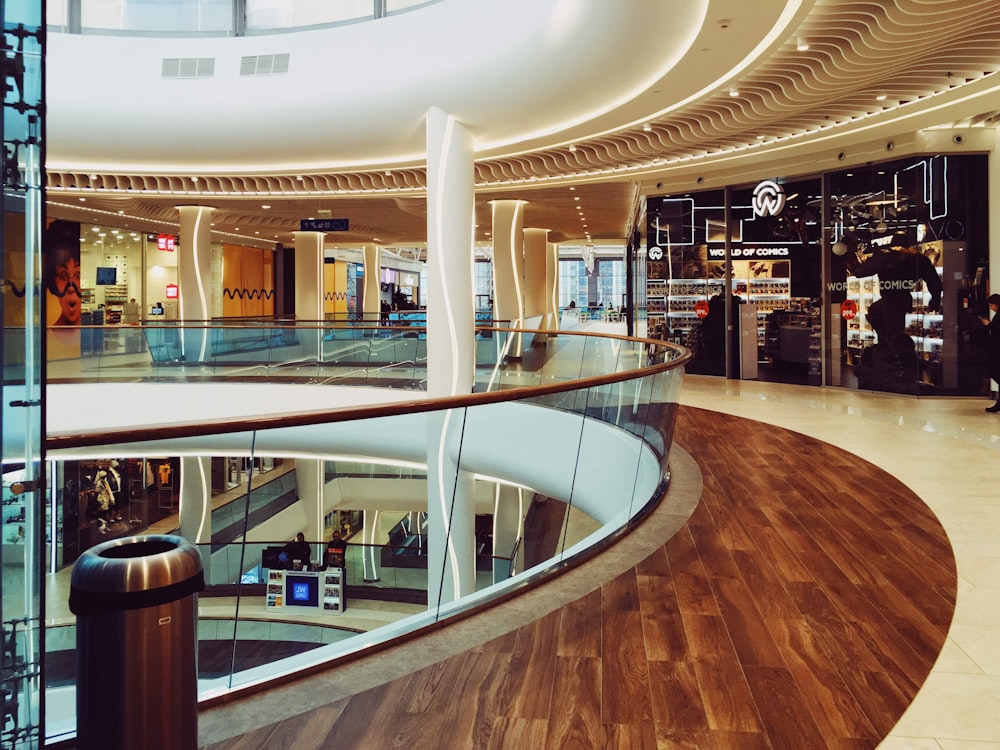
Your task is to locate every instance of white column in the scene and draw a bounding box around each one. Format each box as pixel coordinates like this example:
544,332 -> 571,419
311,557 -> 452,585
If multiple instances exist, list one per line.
178,456 -> 211,578
360,509 -> 381,583
523,228 -> 548,318
524,227 -> 549,342
492,483 -> 526,581
176,205 -> 213,361
547,240 -> 560,332
293,230 -> 325,361
491,199 -> 527,356
294,459 -> 325,548
427,410 -> 477,604
362,244 -> 381,324
425,106 -> 476,605
425,105 -> 475,398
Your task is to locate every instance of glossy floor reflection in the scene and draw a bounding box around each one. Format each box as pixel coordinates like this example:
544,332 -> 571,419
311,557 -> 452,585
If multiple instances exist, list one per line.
200,377 -> 999,749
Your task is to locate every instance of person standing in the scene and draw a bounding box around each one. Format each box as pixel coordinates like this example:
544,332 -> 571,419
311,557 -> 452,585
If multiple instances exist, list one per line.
982,293 -> 1000,412
325,529 -> 347,569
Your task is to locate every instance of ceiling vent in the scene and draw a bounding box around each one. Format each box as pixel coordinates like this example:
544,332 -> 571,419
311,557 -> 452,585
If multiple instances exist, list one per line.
240,54 -> 290,77
161,58 -> 215,79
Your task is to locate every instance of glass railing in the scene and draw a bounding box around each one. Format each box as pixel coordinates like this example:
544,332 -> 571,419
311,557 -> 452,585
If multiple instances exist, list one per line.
41,325 -> 690,743
43,320 -> 511,388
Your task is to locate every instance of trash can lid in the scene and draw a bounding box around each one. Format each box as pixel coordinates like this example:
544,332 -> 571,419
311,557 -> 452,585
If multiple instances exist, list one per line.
69,534 -> 204,616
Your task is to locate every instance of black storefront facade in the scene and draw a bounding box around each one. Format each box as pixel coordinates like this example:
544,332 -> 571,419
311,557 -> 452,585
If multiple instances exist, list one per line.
646,153 -> 992,397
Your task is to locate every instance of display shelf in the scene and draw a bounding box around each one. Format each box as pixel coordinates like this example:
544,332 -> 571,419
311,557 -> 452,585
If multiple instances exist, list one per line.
846,249 -> 945,360
102,284 -> 128,304
322,568 -> 344,613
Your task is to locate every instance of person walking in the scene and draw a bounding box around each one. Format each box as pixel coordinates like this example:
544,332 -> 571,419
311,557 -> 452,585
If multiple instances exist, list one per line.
983,293 -> 1000,412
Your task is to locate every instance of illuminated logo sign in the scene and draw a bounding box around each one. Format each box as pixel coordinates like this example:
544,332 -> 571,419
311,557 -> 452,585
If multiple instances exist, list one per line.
752,180 -> 786,218
648,246 -> 664,260
157,234 -> 176,252
165,284 -> 178,299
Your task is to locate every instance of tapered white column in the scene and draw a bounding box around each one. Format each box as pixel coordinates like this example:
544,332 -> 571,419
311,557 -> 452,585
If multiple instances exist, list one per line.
524,228 -> 549,342
177,205 -> 213,361
547,240 -> 560,332
523,228 -> 548,318
425,106 -> 475,397
178,456 -> 211,578
293,230 -> 325,361
362,244 -> 381,324
360,509 -> 381,583
427,419 -> 476,603
491,200 -> 526,325
425,106 -> 476,605
294,459 -> 325,548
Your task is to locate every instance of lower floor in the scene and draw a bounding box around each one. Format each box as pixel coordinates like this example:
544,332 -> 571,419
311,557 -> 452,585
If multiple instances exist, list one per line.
197,378 -> 1000,749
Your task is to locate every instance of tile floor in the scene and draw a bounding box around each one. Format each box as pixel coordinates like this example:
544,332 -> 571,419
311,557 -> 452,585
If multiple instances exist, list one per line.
678,376 -> 1000,749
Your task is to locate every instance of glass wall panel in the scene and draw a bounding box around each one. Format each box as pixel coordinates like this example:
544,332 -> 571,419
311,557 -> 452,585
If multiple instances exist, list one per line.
245,0 -> 372,31
826,154 -> 989,395
2,2 -> 44,748
81,0 -> 233,34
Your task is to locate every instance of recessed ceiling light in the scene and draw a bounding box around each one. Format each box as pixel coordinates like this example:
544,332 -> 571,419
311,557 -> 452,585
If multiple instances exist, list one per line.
643,123 -> 652,132
796,38 -> 809,51
261,204 -> 271,209
876,94 -> 887,101
729,87 -> 739,97
569,145 -> 577,152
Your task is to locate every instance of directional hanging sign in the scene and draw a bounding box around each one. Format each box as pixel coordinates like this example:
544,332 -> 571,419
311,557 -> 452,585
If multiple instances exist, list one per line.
299,218 -> 350,232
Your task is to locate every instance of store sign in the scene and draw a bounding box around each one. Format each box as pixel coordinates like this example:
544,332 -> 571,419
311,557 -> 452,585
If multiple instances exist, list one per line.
158,234 -> 176,252
840,299 -> 858,320
648,246 -> 664,260
694,300 -> 710,319
751,180 -> 786,217
708,246 -> 790,259
165,284 -> 178,299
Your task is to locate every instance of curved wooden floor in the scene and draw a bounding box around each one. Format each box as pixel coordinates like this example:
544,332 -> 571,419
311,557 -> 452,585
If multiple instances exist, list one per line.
203,406 -> 957,749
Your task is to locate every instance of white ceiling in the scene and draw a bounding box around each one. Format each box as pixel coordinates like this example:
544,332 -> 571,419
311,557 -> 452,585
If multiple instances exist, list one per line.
43,0 -> 1000,249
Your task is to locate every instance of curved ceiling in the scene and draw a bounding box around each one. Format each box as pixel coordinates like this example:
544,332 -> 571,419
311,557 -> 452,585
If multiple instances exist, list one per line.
44,0 -> 1000,248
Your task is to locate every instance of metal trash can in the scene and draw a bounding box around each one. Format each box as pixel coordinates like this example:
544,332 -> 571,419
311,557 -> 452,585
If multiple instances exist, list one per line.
69,534 -> 204,750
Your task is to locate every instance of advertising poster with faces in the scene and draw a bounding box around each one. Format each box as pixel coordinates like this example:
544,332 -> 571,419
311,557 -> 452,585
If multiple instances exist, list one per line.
44,219 -> 82,359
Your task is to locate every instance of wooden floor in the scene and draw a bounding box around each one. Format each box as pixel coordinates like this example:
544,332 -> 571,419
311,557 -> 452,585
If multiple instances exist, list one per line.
203,406 -> 957,749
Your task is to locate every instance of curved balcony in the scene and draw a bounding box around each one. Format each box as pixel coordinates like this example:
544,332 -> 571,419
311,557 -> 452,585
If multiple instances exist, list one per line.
38,324 -> 690,743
